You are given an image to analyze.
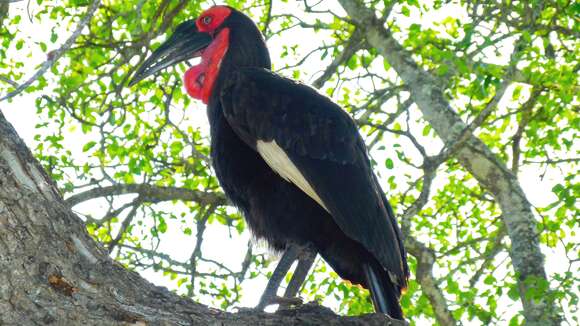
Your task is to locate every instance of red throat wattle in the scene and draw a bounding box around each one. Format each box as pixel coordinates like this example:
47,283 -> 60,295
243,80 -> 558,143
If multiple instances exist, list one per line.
184,29 -> 230,104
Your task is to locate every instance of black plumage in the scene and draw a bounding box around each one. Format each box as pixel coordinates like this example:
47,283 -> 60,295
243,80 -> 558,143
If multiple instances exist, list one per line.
130,6 -> 409,319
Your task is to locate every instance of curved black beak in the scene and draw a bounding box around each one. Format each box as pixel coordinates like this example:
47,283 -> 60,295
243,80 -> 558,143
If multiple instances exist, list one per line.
129,20 -> 212,86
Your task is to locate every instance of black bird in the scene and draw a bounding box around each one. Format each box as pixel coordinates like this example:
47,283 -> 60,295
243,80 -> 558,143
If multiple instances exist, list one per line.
129,6 -> 409,319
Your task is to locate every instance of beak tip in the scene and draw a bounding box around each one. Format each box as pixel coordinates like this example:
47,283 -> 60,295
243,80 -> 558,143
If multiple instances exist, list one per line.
127,24 -> 211,89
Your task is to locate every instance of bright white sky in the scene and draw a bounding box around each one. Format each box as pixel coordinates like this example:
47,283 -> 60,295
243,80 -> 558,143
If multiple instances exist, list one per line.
1,0 -> 577,324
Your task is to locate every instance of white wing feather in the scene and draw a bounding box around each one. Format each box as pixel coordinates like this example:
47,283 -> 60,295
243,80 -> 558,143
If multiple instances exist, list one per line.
256,140 -> 329,212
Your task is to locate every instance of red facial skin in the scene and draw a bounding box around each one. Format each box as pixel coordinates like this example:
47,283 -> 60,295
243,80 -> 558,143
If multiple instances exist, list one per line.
184,6 -> 232,104
184,29 -> 229,103
195,6 -> 231,34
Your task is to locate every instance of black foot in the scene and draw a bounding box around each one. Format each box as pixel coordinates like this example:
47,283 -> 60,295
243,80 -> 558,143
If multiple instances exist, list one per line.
255,244 -> 317,311
278,245 -> 316,310
255,245 -> 300,310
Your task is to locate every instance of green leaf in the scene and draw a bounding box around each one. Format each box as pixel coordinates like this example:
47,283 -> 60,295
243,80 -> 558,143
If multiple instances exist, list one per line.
422,125 -> 431,136
347,56 -> 358,70
158,219 -> 167,233
82,141 -> 97,152
509,315 -> 521,326
507,285 -> 520,300
436,64 -> 449,76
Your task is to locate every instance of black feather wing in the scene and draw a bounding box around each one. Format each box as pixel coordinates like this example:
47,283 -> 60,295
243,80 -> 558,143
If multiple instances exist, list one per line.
220,68 -> 408,285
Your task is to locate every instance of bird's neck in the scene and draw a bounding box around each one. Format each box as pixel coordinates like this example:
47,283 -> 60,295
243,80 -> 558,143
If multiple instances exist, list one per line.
184,29 -> 230,104
187,23 -> 271,107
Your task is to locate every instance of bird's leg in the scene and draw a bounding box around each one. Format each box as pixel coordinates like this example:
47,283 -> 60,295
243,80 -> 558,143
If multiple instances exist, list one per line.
277,245 -> 316,310
255,244 -> 300,310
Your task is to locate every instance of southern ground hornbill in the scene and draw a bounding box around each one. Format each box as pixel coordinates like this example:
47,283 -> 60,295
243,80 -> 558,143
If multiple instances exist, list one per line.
129,6 -> 409,319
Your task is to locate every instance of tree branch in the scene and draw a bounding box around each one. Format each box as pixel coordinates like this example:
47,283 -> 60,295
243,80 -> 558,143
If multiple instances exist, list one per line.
65,183 -> 227,207
0,0 -> 100,101
399,163 -> 457,326
0,110 -> 408,325
107,200 -> 141,253
312,28 -> 364,89
431,37 -> 525,166
0,75 -> 18,88
337,1 -> 560,324
469,226 -> 507,287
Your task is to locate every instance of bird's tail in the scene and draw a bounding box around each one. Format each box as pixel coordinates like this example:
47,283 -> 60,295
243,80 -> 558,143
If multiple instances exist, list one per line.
363,263 -> 403,319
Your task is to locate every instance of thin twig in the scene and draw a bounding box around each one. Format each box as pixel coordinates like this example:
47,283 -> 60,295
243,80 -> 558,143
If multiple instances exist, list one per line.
0,75 -> 19,88
312,28 -> 364,89
0,0 -> 101,101
431,36 -> 527,165
262,0 -> 273,36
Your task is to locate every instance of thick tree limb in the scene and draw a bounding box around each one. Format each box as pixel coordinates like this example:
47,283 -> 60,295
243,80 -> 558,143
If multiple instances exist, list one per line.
337,1 -> 561,325
0,111 -> 408,325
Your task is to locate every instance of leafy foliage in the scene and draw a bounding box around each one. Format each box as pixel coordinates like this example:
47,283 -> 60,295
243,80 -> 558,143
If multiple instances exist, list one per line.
1,0 -> 577,325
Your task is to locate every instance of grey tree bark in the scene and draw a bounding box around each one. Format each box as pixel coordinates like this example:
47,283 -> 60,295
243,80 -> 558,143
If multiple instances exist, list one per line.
0,111 -> 406,325
337,1 -> 561,325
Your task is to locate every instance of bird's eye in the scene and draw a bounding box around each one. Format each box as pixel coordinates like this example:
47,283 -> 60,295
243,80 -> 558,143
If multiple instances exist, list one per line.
202,16 -> 212,25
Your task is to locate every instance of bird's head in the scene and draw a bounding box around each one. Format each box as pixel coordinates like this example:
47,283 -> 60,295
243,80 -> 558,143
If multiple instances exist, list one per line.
129,6 -> 270,104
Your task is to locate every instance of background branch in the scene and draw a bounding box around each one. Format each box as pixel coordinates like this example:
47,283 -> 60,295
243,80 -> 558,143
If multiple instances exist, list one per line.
1,0 -> 101,101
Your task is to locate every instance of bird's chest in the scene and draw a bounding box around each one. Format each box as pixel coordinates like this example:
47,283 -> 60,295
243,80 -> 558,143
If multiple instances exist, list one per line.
208,110 -> 328,250
208,108 -> 274,211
